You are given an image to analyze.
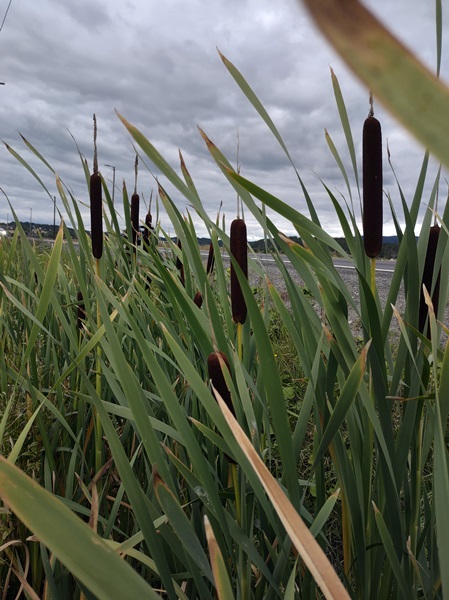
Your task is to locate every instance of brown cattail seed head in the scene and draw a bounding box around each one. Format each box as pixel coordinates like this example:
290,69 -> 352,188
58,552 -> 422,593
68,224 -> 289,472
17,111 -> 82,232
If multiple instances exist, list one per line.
363,115 -> 383,258
419,223 -> 441,336
230,218 -> 248,324
207,351 -> 234,416
176,239 -> 185,287
131,193 -> 140,248
143,209 -> 152,249
77,290 -> 86,330
193,291 -> 203,308
90,172 -> 103,259
206,241 -> 215,275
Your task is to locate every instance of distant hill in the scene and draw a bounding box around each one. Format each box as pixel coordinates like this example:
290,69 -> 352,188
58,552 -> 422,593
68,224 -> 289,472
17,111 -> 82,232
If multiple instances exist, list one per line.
3,221 -> 400,259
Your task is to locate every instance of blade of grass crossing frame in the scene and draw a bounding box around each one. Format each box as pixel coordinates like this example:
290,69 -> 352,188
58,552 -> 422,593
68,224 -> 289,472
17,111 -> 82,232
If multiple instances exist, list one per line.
301,0 -> 449,170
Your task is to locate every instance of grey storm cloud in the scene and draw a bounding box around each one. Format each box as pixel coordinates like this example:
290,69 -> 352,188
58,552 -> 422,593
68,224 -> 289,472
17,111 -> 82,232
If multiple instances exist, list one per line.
0,0 -> 448,238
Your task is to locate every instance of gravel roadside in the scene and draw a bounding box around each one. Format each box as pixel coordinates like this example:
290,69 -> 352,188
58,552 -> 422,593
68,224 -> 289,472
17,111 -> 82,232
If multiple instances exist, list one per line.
246,256 -> 405,340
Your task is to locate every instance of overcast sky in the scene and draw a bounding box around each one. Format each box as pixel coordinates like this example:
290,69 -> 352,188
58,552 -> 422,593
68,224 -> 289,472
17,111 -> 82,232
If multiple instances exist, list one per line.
0,0 -> 448,239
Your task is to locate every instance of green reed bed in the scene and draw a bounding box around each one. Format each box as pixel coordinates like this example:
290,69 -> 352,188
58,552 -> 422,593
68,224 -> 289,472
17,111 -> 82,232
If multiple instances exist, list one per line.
0,3 -> 449,598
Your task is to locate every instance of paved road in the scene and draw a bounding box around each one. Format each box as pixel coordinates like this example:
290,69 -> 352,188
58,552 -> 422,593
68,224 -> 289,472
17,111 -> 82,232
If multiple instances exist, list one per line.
201,251 -> 396,273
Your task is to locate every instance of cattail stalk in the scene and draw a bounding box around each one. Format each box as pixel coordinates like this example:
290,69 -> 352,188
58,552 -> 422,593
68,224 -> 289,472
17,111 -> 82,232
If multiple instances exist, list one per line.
419,223 -> 441,337
362,96 -> 383,268
90,115 -> 103,474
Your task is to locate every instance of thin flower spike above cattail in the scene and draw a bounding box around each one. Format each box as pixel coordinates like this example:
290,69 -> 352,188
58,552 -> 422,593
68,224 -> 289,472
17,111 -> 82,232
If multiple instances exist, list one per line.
90,115 -> 103,260
362,96 -> 383,259
230,218 -> 248,324
419,223 -> 441,337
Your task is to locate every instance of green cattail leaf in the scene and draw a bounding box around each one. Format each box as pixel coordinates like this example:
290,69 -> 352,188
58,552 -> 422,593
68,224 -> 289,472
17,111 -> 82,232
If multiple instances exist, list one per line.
153,469 -> 214,584
330,68 -> 360,194
314,342 -> 370,467
372,502 -> 411,597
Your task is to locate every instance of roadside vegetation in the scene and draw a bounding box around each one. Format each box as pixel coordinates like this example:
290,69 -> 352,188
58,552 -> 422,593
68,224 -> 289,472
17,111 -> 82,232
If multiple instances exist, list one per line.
0,2 -> 449,598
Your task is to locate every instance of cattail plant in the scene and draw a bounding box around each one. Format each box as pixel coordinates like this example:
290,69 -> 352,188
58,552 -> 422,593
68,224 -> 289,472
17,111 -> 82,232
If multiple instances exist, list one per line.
362,95 -> 383,261
230,218 -> 248,324
131,155 -> 140,250
419,222 -> 441,337
90,115 -> 103,260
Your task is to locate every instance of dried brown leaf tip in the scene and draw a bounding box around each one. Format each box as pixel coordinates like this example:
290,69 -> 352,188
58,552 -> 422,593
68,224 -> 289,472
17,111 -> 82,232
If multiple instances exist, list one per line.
419,223 -> 441,337
363,97 -> 383,258
90,114 -> 103,259
230,218 -> 248,324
